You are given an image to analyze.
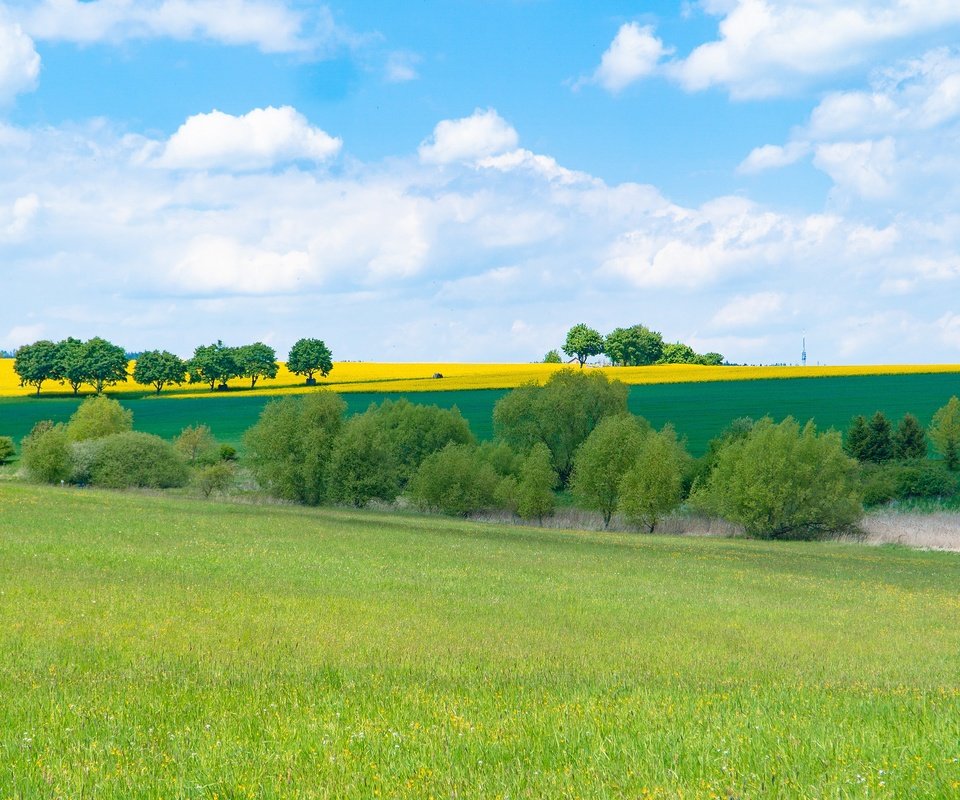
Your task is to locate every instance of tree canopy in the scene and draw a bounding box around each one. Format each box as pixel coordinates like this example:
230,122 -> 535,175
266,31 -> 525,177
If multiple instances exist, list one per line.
133,350 -> 186,394
562,324 -> 604,367
287,338 -> 334,383
603,325 -> 663,366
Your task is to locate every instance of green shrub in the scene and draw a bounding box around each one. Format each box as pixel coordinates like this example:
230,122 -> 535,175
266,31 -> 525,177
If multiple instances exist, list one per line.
409,444 -> 501,516
89,432 -> 189,489
174,424 -> 220,465
570,414 -> 650,527
69,439 -> 106,485
219,444 -> 238,462
493,369 -> 628,483
326,414 -> 400,507
244,392 -> 346,504
516,442 -> 556,523
21,421 -> 73,483
618,425 -> 685,532
196,463 -> 235,498
66,395 -> 133,441
892,461 -> 958,500
692,417 -> 862,540
0,436 -> 15,465
860,464 -> 897,507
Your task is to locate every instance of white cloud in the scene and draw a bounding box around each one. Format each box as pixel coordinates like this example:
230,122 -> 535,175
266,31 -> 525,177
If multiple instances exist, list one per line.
813,138 -> 896,199
0,20 -> 40,103
667,1 -> 960,99
738,141 -> 809,174
713,291 -> 784,328
4,111 -> 960,362
16,0 -> 333,54
385,51 -> 420,83
418,108 -> 518,165
1,323 -> 45,350
155,106 -> 342,171
2,192 -> 40,238
937,312 -> 960,350
586,22 -> 670,93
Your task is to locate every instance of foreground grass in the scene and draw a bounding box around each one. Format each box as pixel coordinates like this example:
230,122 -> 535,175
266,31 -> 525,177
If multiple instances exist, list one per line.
1,484 -> 959,798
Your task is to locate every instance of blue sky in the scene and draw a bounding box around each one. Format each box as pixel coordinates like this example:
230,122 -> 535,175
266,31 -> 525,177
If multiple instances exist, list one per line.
2,1 -> 960,364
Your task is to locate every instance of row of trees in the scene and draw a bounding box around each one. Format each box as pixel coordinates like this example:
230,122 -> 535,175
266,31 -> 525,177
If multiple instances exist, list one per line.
549,323 -> 724,368
240,370 -> 863,538
845,400 -> 960,469
13,337 -> 334,395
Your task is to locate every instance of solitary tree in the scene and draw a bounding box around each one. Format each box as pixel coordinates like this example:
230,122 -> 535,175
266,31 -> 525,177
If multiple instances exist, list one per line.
562,324 -> 604,367
236,342 -> 279,389
930,396 -> 960,470
516,442 -> 557,524
173,424 -> 219,464
570,414 -> 651,527
13,340 -> 59,395
618,424 -> 685,532
80,337 -> 129,394
0,436 -> 15,464
133,350 -> 187,394
603,324 -> 664,366
287,338 -> 334,385
893,414 -> 927,460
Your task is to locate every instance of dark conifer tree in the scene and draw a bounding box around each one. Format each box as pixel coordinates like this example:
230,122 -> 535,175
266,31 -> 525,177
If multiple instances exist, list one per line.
862,411 -> 894,463
845,415 -> 870,461
893,413 -> 927,460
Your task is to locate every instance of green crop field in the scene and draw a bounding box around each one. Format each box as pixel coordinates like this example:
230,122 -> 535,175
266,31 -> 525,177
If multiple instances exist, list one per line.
1,372 -> 960,456
0,482 -> 958,798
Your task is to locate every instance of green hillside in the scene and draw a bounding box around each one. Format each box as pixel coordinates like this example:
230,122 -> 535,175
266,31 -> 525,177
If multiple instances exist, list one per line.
0,483 -> 958,797
1,372 -> 959,455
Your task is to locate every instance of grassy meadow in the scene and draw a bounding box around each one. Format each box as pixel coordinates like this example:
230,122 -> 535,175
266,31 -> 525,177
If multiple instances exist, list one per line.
3,371 -> 960,456
0,482 -> 958,797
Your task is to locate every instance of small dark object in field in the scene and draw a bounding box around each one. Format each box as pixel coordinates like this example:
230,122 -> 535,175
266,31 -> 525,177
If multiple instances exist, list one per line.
305,377 -> 317,386
433,373 -> 443,379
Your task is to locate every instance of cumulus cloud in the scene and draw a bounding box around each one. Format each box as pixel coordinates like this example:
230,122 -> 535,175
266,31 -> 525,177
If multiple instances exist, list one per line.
15,0 -> 336,54
738,141 -> 810,174
4,111 -> 960,362
0,20 -> 40,103
2,192 -> 40,238
418,108 -> 518,165
667,1 -> 960,99
813,138 -> 897,199
154,106 -> 342,171
584,22 -> 670,93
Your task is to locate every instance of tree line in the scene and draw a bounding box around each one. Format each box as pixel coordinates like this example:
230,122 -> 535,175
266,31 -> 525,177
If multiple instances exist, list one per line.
12,337 -> 333,396
547,323 -> 724,367
12,369 -> 960,538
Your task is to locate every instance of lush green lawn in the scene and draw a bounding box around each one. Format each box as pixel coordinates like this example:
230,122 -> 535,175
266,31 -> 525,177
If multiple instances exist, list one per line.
2,372 -> 960,456
1,482 -> 958,798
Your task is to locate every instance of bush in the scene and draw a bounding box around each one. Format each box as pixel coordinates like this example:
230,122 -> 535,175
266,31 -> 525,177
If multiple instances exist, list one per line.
89,432 -> 189,489
174,424 -> 219,465
618,425 -> 685,532
516,442 -> 557,523
692,417 -> 862,540
493,369 -> 628,483
409,444 -> 501,516
69,439 -> 106,485
0,436 -> 15,464
860,463 -> 897,507
326,414 -> 400,507
219,444 -> 238,462
570,414 -> 650,527
196,463 -> 235,498
243,392 -> 346,504
21,422 -> 73,483
892,461 -> 958,500
66,395 -> 133,441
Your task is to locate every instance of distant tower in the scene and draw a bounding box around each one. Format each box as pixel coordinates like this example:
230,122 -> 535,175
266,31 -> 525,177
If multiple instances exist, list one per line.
801,336 -> 807,367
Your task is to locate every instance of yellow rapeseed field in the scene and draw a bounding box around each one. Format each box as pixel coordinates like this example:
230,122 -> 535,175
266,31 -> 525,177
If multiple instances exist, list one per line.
2,357 -> 960,398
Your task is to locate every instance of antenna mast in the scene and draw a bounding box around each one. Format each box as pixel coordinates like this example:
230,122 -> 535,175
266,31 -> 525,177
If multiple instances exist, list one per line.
801,336 -> 807,367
